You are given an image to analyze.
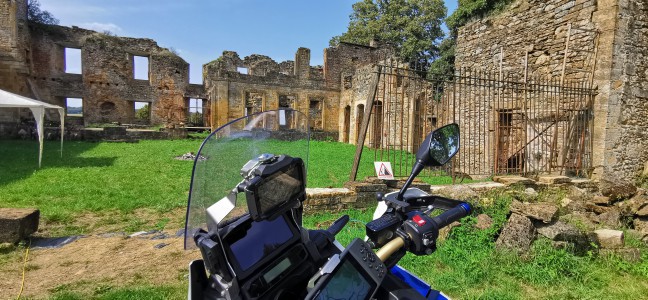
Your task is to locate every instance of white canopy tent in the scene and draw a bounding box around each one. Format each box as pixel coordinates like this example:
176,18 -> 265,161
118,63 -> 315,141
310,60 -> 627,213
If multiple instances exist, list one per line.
0,88 -> 64,167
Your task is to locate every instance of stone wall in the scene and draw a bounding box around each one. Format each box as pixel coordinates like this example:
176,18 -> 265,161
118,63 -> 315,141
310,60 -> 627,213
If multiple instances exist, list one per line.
599,0 -> 648,189
454,0 -> 648,185
456,0 -> 601,81
26,24 -> 205,126
0,0 -> 207,130
203,43 -> 392,136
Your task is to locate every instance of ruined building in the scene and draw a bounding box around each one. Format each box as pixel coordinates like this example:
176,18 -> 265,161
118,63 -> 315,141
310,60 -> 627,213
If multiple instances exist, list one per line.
0,0 -> 393,143
4,0 -> 648,189
203,43 -> 388,139
452,0 -> 648,188
0,0 -> 205,133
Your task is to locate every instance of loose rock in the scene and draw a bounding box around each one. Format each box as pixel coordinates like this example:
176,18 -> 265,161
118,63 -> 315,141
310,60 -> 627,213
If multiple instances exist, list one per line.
436,185 -> 479,201
496,213 -> 536,253
596,209 -> 622,228
594,229 -> 624,249
510,200 -> 558,223
600,179 -> 637,201
591,196 -> 611,206
599,248 -> 642,263
536,221 -> 592,253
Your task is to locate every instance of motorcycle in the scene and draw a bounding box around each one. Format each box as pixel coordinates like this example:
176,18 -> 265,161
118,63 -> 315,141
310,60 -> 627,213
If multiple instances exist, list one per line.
184,109 -> 471,300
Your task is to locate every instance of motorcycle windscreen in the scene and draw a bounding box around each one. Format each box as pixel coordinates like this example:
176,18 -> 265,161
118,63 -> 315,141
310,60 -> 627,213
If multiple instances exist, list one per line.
184,109 -> 310,250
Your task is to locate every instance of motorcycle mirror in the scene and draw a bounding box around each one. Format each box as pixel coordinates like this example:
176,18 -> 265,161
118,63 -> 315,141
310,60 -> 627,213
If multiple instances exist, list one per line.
396,123 -> 460,200
416,123 -> 460,167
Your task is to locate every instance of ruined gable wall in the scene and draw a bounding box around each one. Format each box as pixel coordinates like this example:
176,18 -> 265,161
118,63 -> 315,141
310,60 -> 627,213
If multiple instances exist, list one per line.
27,24 -> 201,126
323,43 -> 387,91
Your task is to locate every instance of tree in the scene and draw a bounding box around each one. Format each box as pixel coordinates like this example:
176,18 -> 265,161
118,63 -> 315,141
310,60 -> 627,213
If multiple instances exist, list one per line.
27,0 -> 59,25
136,104 -> 150,120
331,0 -> 447,68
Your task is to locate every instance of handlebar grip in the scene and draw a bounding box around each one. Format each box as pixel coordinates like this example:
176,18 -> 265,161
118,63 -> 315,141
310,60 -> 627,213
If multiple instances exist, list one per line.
431,202 -> 471,229
327,215 -> 349,236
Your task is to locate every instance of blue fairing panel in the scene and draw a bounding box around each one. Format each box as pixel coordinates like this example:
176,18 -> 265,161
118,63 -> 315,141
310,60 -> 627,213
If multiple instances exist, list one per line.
390,265 -> 450,300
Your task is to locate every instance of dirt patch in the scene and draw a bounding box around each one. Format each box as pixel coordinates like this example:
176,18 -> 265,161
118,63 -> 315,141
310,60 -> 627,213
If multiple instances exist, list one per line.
0,233 -> 200,299
39,207 -> 187,237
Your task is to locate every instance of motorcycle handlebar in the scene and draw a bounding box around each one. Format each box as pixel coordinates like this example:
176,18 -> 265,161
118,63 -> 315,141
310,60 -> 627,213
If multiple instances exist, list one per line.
374,202 -> 472,262
376,237 -> 405,262
431,202 -> 472,229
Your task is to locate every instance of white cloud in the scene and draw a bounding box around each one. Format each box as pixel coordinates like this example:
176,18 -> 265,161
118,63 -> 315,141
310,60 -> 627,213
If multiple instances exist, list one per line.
78,22 -> 122,33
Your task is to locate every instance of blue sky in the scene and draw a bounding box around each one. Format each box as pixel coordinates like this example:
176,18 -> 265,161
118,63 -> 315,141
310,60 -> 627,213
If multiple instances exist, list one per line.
42,0 -> 458,85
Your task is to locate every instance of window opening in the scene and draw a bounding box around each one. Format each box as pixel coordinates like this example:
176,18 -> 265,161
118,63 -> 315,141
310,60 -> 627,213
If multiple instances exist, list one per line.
135,101 -> 151,123
356,104 -> 365,143
237,67 -> 248,74
65,48 -> 81,74
279,95 -> 295,128
133,55 -> 149,80
309,98 -> 323,130
66,98 -> 83,116
187,98 -> 204,126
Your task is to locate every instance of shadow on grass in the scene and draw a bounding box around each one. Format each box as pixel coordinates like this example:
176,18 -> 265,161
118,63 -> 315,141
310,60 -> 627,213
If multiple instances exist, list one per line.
0,140 -> 116,186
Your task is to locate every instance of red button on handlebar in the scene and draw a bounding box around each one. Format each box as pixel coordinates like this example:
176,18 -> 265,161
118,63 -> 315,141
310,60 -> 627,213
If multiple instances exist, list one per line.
412,215 -> 426,226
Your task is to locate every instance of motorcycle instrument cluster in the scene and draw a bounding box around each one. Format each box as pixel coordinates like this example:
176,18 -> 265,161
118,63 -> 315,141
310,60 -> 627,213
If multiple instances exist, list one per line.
240,154 -> 306,221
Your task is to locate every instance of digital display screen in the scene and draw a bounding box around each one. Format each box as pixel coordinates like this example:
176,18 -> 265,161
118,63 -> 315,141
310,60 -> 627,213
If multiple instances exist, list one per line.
262,257 -> 292,284
227,216 -> 294,271
256,164 -> 302,214
314,258 -> 374,300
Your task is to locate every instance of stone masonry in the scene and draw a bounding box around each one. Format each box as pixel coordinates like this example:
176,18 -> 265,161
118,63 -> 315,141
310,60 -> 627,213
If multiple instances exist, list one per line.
0,0 -> 392,143
454,0 -> 648,187
0,0 -> 206,130
203,42 -> 389,139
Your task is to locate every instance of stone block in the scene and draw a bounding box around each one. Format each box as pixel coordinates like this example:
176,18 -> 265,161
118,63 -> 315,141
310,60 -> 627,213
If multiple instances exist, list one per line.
536,221 -> 592,252
496,213 -> 536,253
619,192 -> 648,215
634,218 -> 648,235
537,175 -> 572,184
571,179 -> 598,191
493,176 -> 535,186
596,208 -> 622,228
510,200 -> 558,223
591,196 -> 611,205
465,181 -> 506,191
0,208 -> 39,243
343,181 -> 388,193
436,185 -> 479,201
600,179 -> 637,201
594,229 -> 624,249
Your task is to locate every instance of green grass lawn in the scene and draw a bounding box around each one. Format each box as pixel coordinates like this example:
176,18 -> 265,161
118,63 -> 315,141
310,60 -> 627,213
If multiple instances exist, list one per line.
7,139 -> 646,299
0,139 -> 456,234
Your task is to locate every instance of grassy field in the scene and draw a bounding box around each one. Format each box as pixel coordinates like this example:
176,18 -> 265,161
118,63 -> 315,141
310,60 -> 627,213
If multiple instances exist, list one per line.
0,139 -> 455,235
3,139 -> 647,299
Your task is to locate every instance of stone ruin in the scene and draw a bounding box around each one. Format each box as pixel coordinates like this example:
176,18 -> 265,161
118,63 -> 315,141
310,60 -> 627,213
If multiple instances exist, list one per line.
1,0 -> 648,188
0,0 -> 391,143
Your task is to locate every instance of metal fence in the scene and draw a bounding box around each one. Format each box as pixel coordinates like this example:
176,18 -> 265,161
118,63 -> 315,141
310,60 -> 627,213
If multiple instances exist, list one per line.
352,62 -> 596,181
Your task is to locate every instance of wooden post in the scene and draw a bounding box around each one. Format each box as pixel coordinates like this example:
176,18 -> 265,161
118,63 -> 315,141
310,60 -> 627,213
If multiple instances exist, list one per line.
349,65 -> 382,181
560,23 -> 572,86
